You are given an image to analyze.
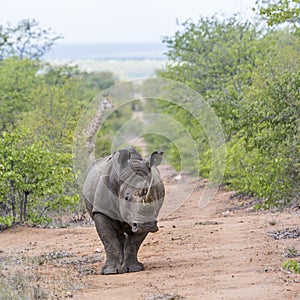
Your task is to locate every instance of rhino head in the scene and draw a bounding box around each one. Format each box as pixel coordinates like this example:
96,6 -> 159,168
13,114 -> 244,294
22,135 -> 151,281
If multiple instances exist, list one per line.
111,147 -> 165,234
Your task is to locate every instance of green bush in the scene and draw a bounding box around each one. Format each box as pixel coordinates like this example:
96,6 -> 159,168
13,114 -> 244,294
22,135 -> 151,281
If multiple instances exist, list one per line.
156,15 -> 300,207
0,127 -> 79,225
282,260 -> 300,274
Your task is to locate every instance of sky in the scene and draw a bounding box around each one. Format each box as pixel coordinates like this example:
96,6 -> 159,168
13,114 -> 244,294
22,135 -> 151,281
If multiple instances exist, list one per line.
1,0 -> 257,44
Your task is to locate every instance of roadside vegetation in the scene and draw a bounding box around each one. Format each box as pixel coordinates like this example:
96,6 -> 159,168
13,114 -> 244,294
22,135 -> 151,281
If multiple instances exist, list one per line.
144,0 -> 300,208
0,19 -> 120,227
0,1 -> 299,229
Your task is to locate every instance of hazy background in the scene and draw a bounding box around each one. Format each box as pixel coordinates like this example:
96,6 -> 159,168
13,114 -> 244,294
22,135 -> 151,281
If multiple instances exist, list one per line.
2,0 -> 256,43
2,0 -> 257,77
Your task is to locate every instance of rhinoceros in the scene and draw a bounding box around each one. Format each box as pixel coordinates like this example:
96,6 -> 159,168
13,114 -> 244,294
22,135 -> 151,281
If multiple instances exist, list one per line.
83,146 -> 165,275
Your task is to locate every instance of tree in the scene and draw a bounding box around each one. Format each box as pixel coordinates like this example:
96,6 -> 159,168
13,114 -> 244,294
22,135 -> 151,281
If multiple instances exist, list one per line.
22,77 -> 86,153
154,16 -> 266,176
0,58 -> 92,150
0,57 -> 41,131
156,15 -> 300,206
0,127 -> 79,224
160,16 -> 266,134
255,0 -> 300,26
0,19 -> 62,60
80,71 -> 117,92
231,33 -> 300,205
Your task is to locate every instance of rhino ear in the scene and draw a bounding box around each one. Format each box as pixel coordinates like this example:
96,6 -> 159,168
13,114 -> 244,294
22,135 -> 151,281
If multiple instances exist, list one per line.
118,149 -> 130,168
149,151 -> 164,167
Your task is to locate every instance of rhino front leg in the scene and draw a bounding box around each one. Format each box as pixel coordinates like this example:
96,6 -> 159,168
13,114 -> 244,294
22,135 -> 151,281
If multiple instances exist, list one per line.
122,232 -> 148,273
117,231 -> 125,265
93,213 -> 124,275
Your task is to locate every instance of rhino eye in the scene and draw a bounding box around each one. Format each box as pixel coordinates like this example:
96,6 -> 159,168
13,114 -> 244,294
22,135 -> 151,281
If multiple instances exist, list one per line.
138,188 -> 148,197
124,192 -> 131,201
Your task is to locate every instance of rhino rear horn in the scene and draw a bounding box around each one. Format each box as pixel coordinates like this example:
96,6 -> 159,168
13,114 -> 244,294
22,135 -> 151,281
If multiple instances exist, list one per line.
149,151 -> 164,167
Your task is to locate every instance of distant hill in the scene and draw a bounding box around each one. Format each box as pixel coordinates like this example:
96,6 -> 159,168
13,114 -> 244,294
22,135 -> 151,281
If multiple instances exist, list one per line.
45,42 -> 167,60
50,59 -> 167,80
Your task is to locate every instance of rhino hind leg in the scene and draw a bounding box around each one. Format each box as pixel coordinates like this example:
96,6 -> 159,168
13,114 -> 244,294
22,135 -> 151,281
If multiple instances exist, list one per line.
84,197 -> 94,220
122,232 -> 148,273
93,213 -> 124,275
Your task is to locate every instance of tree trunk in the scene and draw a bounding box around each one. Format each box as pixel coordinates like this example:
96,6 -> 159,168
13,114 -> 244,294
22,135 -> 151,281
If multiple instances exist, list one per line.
24,192 -> 29,221
9,161 -> 16,219
19,193 -> 24,222
9,180 -> 16,218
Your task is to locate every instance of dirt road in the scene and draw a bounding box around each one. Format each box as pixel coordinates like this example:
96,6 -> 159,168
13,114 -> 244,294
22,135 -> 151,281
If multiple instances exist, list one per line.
0,166 -> 299,299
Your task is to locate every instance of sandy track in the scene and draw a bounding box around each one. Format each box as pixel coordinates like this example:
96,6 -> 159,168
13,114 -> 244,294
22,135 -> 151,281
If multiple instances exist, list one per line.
0,170 -> 299,299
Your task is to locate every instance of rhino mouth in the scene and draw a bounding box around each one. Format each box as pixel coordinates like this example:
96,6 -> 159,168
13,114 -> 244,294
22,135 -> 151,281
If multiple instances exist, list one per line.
131,221 -> 158,233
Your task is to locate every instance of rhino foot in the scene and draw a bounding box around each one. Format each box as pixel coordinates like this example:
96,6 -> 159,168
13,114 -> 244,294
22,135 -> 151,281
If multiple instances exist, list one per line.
122,262 -> 144,273
101,263 -> 124,275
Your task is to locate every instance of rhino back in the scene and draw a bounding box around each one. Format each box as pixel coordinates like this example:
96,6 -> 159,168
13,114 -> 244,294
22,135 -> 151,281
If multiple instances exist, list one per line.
83,156 -> 111,207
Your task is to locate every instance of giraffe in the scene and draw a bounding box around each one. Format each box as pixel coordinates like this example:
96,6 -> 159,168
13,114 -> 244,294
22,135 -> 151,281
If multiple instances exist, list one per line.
82,94 -> 113,162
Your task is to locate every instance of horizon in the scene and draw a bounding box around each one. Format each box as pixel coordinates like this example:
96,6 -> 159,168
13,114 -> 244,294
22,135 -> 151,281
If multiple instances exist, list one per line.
45,41 -> 168,61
